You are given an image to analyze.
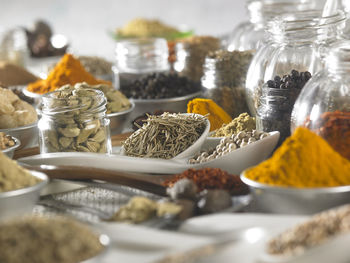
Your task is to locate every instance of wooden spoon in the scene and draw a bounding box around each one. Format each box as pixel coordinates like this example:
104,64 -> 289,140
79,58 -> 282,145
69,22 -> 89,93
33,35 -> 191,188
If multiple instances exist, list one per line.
20,163 -> 172,196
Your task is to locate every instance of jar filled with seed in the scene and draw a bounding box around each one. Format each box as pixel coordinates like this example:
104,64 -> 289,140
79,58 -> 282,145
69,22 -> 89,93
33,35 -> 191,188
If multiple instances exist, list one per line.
174,36 -> 221,83
38,86 -> 112,153
201,50 -> 253,118
114,38 -> 170,90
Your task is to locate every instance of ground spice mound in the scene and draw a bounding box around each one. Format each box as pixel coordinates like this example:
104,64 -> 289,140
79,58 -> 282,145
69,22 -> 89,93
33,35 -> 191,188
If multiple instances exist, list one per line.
0,151 -> 40,192
244,127 -> 350,187
163,168 -> 249,195
0,216 -> 104,263
27,53 -> 111,94
212,112 -> 255,137
0,62 -> 38,87
268,204 -> 350,256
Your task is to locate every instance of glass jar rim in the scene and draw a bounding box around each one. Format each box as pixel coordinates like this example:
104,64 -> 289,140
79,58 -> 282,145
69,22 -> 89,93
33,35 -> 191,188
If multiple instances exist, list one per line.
41,88 -> 107,116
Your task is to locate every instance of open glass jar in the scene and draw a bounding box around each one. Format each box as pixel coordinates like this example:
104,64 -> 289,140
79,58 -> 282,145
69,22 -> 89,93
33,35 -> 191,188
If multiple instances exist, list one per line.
245,10 -> 347,116
38,87 -> 112,154
226,0 -> 316,52
291,41 -> 350,160
115,38 -> 169,90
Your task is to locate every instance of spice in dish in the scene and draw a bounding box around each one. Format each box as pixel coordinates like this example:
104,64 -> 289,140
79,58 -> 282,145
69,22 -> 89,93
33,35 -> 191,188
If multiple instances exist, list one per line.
190,130 -> 270,164
187,98 -> 232,131
244,127 -> 350,187
163,168 -> 249,195
77,55 -> 113,76
116,18 -> 180,39
0,132 -> 15,150
123,113 -> 207,159
0,87 -> 38,129
203,50 -> 253,117
0,216 -> 103,263
267,204 -> 350,256
0,62 -> 38,87
26,54 -> 111,94
176,36 -> 221,82
0,151 -> 41,192
211,112 -> 255,137
305,111 -> 350,160
132,110 -> 175,131
120,72 -> 201,99
61,82 -> 131,114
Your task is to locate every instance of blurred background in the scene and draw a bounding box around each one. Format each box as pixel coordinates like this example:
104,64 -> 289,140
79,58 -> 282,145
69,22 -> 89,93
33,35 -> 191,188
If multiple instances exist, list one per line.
1,0 -> 249,58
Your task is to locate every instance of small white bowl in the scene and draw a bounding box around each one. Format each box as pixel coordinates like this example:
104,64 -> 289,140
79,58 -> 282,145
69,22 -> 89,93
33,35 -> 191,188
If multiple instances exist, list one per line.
0,122 -> 38,149
189,131 -> 280,175
2,136 -> 21,159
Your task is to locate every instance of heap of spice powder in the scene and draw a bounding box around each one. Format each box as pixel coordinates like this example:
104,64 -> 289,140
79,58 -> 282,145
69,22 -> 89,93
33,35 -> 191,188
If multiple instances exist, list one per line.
187,98 -> 232,131
244,127 -> 350,187
163,168 -> 249,195
123,113 -> 207,159
305,111 -> 350,160
27,54 -> 111,94
211,112 -> 255,137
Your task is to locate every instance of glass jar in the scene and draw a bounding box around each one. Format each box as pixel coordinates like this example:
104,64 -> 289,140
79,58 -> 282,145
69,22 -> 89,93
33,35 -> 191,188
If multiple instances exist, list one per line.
114,38 -> 169,90
291,41 -> 350,160
226,0 -> 316,52
174,36 -> 221,83
0,27 -> 28,66
246,10 -> 347,116
38,88 -> 112,154
201,50 -> 253,117
257,84 -> 303,146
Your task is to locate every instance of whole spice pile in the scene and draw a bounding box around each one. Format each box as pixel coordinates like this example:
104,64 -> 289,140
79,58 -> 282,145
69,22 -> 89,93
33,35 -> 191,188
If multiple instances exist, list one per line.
123,113 -> 207,159
305,111 -> 350,160
211,112 -> 255,137
0,132 -> 15,150
244,127 -> 350,187
0,151 -> 41,192
163,168 -> 249,195
190,130 -> 269,164
61,82 -> 131,114
132,110 -> 175,131
0,216 -> 103,263
257,70 -> 312,145
267,204 -> 350,256
0,62 -> 38,87
203,50 -> 253,117
176,36 -> 221,82
120,72 -> 201,99
187,98 -> 232,131
40,86 -> 110,153
77,56 -> 113,76
0,87 -> 38,129
27,54 -> 111,94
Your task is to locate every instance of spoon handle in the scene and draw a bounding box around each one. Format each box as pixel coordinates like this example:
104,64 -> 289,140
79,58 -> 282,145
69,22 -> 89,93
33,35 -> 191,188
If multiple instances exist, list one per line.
21,163 -> 169,196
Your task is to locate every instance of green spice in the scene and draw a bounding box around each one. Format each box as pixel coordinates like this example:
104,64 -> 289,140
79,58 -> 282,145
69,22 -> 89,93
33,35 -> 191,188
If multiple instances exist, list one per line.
203,50 -> 253,117
211,112 -> 255,137
123,113 -> 207,159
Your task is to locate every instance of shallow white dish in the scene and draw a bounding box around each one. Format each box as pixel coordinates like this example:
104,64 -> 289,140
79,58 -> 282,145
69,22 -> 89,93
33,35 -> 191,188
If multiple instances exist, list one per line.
19,131 -> 279,175
2,136 -> 20,159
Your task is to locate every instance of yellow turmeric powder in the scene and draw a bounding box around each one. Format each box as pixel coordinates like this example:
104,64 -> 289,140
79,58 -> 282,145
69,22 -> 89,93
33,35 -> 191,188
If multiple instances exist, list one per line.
244,127 -> 350,187
187,98 -> 232,131
27,54 -> 111,94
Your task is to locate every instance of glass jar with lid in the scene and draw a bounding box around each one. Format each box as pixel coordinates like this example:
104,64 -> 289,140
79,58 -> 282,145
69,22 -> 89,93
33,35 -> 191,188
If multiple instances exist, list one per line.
201,49 -> 253,117
174,36 -> 221,83
114,38 -> 170,91
291,41 -> 350,160
226,0 -> 316,52
38,87 -> 112,154
245,10 -> 347,116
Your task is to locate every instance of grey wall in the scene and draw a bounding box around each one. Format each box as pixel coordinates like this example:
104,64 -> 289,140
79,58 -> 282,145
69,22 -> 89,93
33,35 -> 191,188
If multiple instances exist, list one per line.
0,0 -> 247,58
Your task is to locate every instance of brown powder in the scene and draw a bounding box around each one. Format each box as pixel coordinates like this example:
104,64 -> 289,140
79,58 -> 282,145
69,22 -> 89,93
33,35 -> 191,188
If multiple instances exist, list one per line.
0,62 -> 38,87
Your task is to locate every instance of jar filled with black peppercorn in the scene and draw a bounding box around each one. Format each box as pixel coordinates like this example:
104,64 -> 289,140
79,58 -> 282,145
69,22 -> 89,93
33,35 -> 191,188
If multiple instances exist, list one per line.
245,10 -> 347,116
201,50 -> 253,117
114,38 -> 170,90
257,70 -> 311,145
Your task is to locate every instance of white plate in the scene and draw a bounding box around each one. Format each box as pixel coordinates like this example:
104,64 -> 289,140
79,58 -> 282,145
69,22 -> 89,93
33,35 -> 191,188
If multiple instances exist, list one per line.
19,131 -> 279,175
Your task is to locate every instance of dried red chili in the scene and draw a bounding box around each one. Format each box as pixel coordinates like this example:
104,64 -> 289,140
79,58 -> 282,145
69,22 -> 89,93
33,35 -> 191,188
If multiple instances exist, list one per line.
163,168 -> 249,195
306,111 -> 350,160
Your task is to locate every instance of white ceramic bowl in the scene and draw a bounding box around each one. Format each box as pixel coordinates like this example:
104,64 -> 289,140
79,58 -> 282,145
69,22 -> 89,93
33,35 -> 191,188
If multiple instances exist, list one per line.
2,136 -> 21,159
0,122 -> 38,149
107,101 -> 135,135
